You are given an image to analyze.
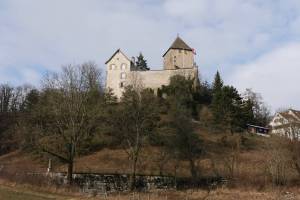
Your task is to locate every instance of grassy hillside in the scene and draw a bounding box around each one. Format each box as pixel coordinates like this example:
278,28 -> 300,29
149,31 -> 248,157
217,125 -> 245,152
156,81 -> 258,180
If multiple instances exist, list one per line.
0,126 -> 297,188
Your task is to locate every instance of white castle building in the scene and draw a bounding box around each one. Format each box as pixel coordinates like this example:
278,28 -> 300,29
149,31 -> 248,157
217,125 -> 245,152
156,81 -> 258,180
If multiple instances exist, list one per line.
105,37 -> 199,98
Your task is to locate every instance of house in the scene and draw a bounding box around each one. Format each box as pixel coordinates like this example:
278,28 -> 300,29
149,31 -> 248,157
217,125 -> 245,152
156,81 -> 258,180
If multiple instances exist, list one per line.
105,37 -> 199,98
269,109 -> 300,139
246,124 -> 270,137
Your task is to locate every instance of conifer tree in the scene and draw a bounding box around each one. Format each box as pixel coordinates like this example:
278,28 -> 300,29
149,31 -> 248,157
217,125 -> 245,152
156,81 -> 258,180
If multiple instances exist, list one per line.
211,71 -> 224,130
212,71 -> 223,93
135,53 -> 149,71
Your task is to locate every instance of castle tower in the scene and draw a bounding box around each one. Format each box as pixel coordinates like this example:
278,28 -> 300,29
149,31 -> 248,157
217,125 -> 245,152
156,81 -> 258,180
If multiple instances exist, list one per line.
163,36 -> 195,70
105,49 -> 133,98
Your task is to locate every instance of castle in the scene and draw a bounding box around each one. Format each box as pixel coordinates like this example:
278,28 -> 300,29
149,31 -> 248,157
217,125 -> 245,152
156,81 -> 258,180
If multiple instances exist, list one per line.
105,37 -> 199,98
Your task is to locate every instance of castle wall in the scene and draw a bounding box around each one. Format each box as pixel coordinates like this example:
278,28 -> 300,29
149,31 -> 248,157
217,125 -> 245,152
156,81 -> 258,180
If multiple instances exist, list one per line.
136,68 -> 197,91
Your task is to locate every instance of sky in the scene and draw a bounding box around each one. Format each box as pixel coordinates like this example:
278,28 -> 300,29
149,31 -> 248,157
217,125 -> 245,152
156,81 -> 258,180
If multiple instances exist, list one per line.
0,0 -> 300,111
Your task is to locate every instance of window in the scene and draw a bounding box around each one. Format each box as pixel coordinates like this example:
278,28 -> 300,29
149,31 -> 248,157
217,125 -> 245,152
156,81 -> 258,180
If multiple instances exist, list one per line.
121,63 -> 127,70
179,49 -> 181,53
120,82 -> 124,88
120,72 -> 126,79
184,50 -> 187,54
110,64 -> 116,70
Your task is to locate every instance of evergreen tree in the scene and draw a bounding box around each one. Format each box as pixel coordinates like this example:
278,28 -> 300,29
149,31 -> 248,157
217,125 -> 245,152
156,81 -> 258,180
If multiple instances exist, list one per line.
211,71 -> 224,129
212,71 -> 223,93
135,53 -> 149,71
194,80 -> 212,105
240,99 -> 255,126
221,85 -> 243,133
160,75 -> 198,117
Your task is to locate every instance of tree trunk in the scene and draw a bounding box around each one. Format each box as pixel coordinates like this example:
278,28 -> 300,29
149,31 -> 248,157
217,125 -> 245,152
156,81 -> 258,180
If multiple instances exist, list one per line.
67,161 -> 73,185
130,155 -> 138,191
67,143 -> 75,185
189,159 -> 197,180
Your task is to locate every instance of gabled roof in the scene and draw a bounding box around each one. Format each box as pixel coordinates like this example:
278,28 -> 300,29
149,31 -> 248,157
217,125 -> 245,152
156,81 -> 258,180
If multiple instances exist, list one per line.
163,36 -> 193,57
105,49 -> 132,64
291,109 -> 300,120
277,109 -> 300,123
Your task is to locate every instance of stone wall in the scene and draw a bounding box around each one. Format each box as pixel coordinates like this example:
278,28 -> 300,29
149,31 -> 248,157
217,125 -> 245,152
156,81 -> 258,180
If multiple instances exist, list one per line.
49,172 -> 225,193
136,68 -> 198,92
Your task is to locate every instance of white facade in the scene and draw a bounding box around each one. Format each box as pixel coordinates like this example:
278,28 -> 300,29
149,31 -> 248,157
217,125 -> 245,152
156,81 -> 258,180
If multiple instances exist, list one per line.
269,109 -> 300,139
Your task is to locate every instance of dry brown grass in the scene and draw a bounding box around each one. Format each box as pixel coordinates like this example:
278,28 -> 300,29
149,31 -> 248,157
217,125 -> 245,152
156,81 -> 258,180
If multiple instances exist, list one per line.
0,128 -> 299,189
0,151 -> 46,173
92,188 -> 300,200
1,179 -> 300,200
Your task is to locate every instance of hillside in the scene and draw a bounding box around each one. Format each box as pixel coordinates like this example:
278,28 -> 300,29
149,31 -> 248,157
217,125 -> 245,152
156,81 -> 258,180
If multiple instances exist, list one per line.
1,126 -> 292,188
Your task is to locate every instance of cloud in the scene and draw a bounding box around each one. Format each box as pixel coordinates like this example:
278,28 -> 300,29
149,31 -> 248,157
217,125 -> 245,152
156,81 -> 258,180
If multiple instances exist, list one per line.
0,0 -> 300,110
227,43 -> 300,111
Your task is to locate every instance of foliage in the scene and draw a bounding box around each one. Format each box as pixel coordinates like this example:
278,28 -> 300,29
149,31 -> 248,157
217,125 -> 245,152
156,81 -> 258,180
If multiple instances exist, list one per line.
160,75 -> 199,118
242,88 -> 271,126
161,99 -> 203,178
0,84 -> 33,155
135,53 -> 149,71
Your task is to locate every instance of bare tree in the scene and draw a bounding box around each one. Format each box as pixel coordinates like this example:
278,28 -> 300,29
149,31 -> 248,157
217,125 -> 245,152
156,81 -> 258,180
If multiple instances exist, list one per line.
108,81 -> 159,190
37,62 -> 103,185
0,84 -> 13,113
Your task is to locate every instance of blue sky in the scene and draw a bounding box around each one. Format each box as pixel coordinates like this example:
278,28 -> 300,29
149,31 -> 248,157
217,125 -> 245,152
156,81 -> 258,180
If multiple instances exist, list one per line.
0,0 -> 300,111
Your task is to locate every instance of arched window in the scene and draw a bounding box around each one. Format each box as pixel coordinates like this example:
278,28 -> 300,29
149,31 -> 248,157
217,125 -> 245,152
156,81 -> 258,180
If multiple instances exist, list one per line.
120,72 -> 126,79
121,63 -> 127,70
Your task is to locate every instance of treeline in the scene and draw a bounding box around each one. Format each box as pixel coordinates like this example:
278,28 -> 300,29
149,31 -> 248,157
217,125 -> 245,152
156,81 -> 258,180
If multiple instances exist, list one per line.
0,62 -> 270,189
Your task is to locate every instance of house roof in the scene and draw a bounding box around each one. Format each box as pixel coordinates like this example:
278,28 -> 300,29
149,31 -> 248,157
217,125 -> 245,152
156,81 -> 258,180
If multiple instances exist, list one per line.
163,36 -> 193,57
278,109 -> 300,122
105,49 -> 132,64
247,124 -> 269,130
291,109 -> 300,120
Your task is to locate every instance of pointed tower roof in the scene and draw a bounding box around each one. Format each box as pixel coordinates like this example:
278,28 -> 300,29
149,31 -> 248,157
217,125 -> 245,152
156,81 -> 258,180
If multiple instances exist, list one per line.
163,36 -> 193,57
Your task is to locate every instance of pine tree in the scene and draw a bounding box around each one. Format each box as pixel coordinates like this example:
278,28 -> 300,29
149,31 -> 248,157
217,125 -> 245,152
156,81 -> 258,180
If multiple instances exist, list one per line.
212,71 -> 223,93
135,53 -> 149,71
211,71 -> 224,130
